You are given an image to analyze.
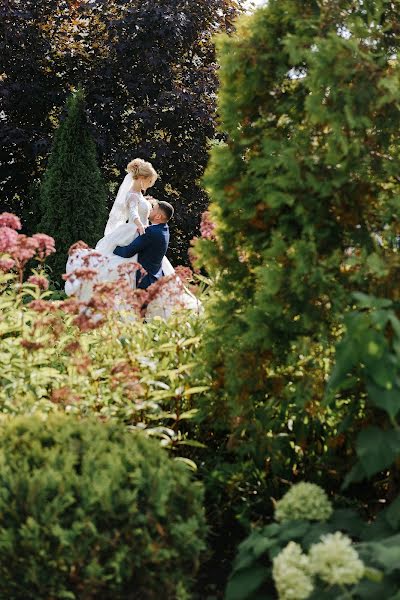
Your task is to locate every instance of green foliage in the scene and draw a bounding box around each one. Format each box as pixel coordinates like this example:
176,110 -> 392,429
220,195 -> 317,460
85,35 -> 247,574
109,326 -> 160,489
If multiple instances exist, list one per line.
194,0 -> 400,521
38,89 -> 107,282
0,270 -> 208,456
326,293 -> 400,490
0,414 -> 206,599
225,487 -> 400,600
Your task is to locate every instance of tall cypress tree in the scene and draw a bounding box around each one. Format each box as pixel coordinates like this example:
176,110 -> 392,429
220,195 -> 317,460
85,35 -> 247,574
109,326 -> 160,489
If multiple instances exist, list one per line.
39,89 -> 107,282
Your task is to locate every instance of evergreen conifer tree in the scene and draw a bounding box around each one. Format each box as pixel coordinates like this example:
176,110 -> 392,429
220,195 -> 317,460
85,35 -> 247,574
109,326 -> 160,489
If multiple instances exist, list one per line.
39,89 -> 107,282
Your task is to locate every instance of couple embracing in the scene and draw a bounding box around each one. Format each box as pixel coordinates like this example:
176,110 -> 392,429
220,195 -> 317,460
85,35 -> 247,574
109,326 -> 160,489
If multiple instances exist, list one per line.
65,158 -> 199,316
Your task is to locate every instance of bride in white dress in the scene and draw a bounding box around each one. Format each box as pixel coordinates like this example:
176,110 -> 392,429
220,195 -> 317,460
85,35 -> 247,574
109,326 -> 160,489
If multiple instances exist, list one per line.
64,158 -> 200,317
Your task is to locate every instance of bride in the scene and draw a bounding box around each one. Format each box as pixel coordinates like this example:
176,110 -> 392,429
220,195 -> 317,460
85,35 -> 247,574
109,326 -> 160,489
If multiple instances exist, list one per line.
64,158 -> 200,317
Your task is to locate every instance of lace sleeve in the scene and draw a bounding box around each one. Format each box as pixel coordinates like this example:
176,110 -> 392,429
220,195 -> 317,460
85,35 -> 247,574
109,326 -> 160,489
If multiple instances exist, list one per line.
127,191 -> 142,223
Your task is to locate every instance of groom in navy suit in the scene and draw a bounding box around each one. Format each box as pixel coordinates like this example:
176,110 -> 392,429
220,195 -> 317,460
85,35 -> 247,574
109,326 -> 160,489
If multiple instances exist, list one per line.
113,201 -> 174,289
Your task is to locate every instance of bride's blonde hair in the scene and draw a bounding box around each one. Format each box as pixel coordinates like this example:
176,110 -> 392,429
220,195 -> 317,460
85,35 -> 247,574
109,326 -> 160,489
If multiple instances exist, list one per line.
126,158 -> 158,185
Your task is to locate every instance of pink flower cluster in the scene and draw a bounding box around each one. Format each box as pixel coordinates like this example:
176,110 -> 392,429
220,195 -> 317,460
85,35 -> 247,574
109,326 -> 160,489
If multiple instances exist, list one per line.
32,233 -> 56,261
0,227 -> 18,254
63,268 -> 98,282
27,275 -> 49,291
68,240 -> 90,256
146,272 -> 185,308
200,210 -> 216,240
13,235 -> 40,266
29,299 -> 57,313
0,258 -> 15,272
0,213 -> 21,230
0,212 -> 56,282
174,266 -> 193,283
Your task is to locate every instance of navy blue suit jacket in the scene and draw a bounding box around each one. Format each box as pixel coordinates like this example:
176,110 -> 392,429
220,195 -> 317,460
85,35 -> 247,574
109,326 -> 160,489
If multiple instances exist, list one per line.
113,223 -> 169,289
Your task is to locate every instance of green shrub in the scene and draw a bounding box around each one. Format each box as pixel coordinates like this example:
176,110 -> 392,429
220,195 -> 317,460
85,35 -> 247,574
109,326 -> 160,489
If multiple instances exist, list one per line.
193,0 -> 400,520
0,415 -> 207,600
226,483 -> 400,600
0,266 -> 208,453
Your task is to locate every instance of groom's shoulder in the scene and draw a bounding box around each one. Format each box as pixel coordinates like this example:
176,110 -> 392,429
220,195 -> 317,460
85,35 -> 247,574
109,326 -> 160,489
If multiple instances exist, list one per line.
149,224 -> 169,233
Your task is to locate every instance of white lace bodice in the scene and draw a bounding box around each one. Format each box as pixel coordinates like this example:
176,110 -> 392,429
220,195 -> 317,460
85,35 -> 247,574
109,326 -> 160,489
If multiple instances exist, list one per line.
127,191 -> 151,226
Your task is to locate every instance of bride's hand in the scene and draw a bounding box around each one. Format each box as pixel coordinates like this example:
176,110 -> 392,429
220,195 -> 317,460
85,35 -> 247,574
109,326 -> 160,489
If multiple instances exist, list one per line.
138,224 -> 145,236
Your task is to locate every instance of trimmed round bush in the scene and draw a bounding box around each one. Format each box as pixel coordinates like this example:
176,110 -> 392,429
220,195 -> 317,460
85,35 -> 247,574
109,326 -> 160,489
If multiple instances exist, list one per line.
0,415 -> 206,599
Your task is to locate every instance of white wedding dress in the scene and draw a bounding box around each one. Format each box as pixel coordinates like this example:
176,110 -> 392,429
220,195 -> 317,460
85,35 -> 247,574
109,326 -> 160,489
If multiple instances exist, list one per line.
64,173 -> 201,318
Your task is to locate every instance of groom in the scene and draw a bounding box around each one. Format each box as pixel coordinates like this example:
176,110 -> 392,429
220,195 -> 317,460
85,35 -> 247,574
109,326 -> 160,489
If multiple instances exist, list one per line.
113,201 -> 174,289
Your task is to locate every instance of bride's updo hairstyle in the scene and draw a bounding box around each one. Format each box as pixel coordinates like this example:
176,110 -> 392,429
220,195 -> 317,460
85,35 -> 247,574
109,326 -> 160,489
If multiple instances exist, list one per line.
127,158 -> 158,185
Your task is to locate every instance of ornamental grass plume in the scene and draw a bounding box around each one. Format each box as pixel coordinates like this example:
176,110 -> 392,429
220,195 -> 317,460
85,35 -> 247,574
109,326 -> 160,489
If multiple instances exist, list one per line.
272,542 -> 314,600
308,532 -> 365,586
275,482 -> 333,522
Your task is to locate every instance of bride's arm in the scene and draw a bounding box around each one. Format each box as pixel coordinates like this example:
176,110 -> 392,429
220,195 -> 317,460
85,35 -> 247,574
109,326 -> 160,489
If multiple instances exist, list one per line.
127,190 -> 145,235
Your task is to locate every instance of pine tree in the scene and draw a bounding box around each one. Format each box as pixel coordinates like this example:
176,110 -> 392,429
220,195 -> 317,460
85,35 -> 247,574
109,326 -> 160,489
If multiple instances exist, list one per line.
39,89 -> 107,282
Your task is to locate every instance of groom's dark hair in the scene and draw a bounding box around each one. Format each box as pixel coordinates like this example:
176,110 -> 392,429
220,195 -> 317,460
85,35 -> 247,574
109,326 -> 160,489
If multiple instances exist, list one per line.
158,201 -> 174,222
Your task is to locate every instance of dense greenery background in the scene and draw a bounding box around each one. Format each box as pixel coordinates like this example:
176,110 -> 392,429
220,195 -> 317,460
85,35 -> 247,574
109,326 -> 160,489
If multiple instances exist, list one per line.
1,0 -> 400,598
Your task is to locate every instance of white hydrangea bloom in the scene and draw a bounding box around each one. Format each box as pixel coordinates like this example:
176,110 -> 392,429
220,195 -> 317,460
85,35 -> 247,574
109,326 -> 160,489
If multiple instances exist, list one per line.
275,482 -> 333,522
272,542 -> 314,600
309,531 -> 365,586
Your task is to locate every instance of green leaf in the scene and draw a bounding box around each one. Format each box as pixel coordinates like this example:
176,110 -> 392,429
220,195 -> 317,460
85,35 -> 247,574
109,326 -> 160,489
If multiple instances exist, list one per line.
356,427 -> 400,478
194,273 -> 212,286
173,457 -> 198,472
178,409 -> 200,420
366,381 -> 400,420
252,536 -> 276,558
148,380 -> 170,390
225,566 -> 269,600
385,495 -> 400,530
366,253 -> 389,277
329,509 -> 365,537
277,521 -> 310,542
327,338 -> 359,390
362,567 -> 383,583
389,314 -> 400,339
352,293 -> 392,309
366,357 -> 396,389
180,336 -> 202,347
342,456 -> 368,489
183,386 -> 209,397
176,439 -> 207,448
369,534 -> 400,573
